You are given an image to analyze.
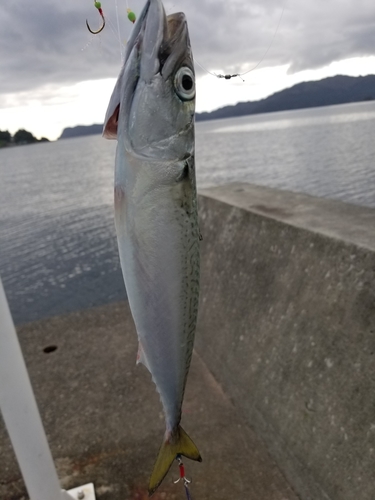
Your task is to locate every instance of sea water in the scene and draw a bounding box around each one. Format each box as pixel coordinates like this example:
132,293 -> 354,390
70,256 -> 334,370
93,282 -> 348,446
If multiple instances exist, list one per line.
1,101 -> 375,322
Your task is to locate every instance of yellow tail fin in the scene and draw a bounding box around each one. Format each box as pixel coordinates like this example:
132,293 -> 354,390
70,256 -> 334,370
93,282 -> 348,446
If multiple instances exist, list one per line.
148,425 -> 202,496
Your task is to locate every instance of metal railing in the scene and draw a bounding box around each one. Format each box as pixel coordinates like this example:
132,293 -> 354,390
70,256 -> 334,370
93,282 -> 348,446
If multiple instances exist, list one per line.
0,277 -> 95,500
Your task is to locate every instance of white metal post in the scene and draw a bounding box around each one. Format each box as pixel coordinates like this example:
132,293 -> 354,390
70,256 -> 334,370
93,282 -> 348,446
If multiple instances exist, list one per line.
0,277 -> 75,500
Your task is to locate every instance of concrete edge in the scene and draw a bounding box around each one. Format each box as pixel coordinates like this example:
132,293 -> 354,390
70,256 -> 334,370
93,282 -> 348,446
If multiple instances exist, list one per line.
198,183 -> 375,251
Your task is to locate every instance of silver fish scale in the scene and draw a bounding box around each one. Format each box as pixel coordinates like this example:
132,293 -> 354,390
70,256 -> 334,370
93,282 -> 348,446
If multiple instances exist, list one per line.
174,155 -> 200,411
105,1 -> 201,491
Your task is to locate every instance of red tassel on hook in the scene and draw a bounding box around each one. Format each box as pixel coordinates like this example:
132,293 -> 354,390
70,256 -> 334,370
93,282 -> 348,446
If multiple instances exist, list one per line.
174,455 -> 193,500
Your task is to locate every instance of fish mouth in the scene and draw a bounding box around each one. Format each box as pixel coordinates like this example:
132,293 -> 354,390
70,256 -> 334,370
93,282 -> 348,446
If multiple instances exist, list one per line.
103,0 -> 194,150
130,0 -> 191,83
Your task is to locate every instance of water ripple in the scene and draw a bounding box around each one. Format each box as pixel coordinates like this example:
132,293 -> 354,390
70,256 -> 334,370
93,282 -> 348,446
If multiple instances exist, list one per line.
1,102 -> 375,323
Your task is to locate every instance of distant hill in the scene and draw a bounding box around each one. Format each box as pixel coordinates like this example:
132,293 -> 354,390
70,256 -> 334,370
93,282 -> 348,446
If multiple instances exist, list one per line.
196,74 -> 375,121
0,128 -> 49,148
58,75 -> 375,139
59,124 -> 103,139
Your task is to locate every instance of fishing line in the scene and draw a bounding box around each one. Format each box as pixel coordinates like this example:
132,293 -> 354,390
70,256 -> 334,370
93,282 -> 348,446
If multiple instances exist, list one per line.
86,0 -> 284,81
240,3 -> 285,77
106,15 -> 126,52
114,0 -> 124,61
174,455 -> 194,500
194,2 -> 286,81
80,36 -> 95,53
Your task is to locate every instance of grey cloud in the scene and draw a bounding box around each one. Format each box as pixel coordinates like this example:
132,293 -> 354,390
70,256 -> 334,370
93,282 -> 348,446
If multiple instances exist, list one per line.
0,0 -> 374,97
0,0 -> 123,94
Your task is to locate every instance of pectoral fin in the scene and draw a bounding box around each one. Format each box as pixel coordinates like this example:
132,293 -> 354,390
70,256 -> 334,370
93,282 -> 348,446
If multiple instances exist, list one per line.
136,342 -> 151,373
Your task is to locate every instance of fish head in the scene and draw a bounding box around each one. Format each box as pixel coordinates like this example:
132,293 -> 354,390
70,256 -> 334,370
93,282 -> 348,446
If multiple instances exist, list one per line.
104,0 -> 195,162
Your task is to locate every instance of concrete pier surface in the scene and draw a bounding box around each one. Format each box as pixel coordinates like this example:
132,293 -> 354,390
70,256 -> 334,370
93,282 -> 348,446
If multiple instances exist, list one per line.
0,302 -> 298,500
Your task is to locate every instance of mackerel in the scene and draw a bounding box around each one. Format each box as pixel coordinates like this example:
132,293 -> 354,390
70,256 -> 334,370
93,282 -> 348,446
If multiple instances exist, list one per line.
103,0 -> 201,494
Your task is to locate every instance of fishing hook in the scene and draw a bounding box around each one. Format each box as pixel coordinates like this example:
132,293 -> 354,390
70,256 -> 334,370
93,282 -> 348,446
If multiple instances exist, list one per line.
86,2 -> 106,34
174,456 -> 193,500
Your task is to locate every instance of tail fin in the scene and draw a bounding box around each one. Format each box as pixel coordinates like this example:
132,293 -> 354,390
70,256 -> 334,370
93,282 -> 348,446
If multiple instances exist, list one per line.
148,425 -> 202,496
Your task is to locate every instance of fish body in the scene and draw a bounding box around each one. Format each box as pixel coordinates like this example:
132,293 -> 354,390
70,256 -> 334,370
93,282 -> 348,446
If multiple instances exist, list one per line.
103,0 -> 201,494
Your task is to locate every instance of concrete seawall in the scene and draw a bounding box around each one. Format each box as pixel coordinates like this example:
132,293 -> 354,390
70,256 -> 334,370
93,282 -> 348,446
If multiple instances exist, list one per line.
196,183 -> 375,500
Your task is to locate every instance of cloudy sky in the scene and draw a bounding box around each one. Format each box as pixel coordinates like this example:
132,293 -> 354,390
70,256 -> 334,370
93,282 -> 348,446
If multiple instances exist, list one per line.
1,0 -> 375,140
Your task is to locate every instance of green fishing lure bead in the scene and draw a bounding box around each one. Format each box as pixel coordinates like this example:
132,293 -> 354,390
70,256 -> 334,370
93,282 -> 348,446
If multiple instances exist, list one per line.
127,10 -> 136,22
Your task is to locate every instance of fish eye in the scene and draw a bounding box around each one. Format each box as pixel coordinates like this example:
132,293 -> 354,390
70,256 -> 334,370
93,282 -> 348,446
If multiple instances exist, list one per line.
174,67 -> 195,101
